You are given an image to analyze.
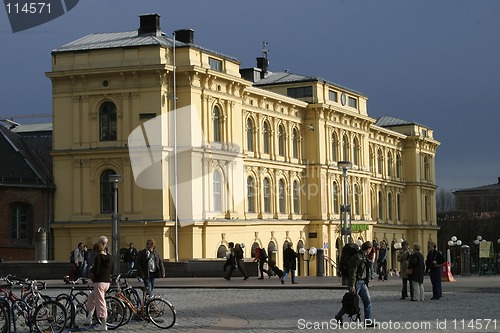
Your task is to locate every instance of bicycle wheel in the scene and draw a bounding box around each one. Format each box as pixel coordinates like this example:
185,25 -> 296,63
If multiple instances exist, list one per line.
11,298 -> 31,332
0,300 -> 9,333
146,298 -> 176,329
33,300 -> 67,333
104,296 -> 125,330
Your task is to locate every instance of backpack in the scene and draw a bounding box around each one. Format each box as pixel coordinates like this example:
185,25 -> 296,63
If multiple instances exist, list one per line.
339,243 -> 359,277
341,292 -> 361,319
260,248 -> 268,260
69,250 -> 75,263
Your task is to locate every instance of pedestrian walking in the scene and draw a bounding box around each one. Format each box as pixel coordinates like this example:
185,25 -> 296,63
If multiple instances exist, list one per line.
407,243 -> 425,301
253,246 -> 271,279
376,241 -> 388,281
84,241 -> 114,331
125,242 -> 138,272
425,241 -> 445,300
135,239 -> 165,297
81,245 -> 89,284
74,242 -> 84,279
397,240 -> 414,300
335,241 -> 374,327
367,245 -> 376,280
224,243 -> 249,280
281,243 -> 298,284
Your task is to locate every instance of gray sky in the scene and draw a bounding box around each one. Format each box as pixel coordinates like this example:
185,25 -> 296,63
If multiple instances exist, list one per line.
1,0 -> 499,192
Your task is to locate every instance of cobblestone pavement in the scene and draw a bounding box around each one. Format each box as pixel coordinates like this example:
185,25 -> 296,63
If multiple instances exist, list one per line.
40,275 -> 500,332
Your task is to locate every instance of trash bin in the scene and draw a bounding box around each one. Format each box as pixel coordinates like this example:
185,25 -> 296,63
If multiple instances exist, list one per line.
460,245 -> 470,276
35,227 -> 48,263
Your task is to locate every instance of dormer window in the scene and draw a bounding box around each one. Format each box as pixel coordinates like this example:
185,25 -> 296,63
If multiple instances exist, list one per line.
328,90 -> 338,102
348,97 -> 357,109
287,86 -> 312,98
209,57 -> 222,72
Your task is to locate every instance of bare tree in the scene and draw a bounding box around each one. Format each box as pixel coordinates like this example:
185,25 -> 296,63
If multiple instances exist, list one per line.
436,188 -> 456,212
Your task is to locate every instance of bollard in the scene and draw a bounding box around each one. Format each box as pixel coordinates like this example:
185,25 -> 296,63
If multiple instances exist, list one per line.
35,227 -> 48,262
316,248 -> 324,276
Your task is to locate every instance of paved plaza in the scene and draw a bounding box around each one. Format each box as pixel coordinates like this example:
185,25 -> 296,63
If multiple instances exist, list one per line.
42,275 -> 500,332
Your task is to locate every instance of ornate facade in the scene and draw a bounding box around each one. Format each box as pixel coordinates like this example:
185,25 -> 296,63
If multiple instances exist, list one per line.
47,14 -> 439,275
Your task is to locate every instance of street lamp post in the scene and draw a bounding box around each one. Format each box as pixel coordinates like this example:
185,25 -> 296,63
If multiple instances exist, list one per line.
109,173 -> 122,276
337,161 -> 352,245
473,236 -> 483,275
299,247 -> 317,276
447,236 -> 462,275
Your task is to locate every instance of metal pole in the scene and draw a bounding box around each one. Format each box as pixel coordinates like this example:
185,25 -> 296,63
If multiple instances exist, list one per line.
342,167 -> 348,245
172,32 -> 179,263
112,184 -> 120,275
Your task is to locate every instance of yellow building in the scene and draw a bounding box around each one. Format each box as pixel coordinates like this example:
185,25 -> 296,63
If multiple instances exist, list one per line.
47,14 -> 439,275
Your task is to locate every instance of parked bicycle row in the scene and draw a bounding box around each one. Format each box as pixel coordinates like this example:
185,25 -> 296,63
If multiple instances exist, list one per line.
0,271 -> 176,333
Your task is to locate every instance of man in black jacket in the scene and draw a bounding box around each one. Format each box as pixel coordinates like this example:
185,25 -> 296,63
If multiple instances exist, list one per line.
135,239 -> 165,296
335,241 -> 374,327
281,243 -> 298,284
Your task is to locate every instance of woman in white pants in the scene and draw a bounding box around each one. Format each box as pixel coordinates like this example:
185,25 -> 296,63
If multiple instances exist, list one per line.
408,243 -> 425,301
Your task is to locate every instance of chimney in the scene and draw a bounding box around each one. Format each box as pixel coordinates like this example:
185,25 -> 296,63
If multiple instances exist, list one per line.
256,57 -> 269,79
174,29 -> 195,44
138,14 -> 161,37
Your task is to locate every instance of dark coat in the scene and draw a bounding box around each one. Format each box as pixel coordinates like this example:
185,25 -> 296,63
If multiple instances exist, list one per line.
283,247 -> 297,270
91,253 -> 114,283
347,250 -> 370,289
425,249 -> 445,273
408,251 -> 425,283
135,248 -> 165,279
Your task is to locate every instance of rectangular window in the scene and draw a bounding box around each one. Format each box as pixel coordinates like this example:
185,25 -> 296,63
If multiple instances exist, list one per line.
209,57 -> 223,72
11,204 -> 29,240
348,97 -> 357,109
287,86 -> 313,98
328,90 -> 338,102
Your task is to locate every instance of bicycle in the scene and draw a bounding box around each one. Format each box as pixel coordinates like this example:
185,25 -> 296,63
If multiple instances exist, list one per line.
108,273 -> 176,329
55,276 -> 92,329
0,275 -> 68,333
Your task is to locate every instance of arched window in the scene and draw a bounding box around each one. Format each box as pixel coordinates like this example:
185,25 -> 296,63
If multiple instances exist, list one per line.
354,184 -> 360,215
213,170 -> 222,212
10,202 -> 31,241
278,179 -> 286,214
369,146 -> 374,173
246,118 -> 254,152
396,154 -> 402,178
333,182 -> 339,214
396,193 -> 401,221
99,102 -> 117,141
217,245 -> 227,258
293,181 -> 300,214
247,176 -> 255,213
213,106 -> 221,143
278,124 -> 285,156
387,152 -> 393,177
378,191 -> 383,220
424,156 -> 430,180
353,137 -> 359,165
292,128 -> 299,159
100,169 -> 117,214
388,192 -> 393,221
263,177 -> 271,213
342,134 -> 349,161
377,149 -> 383,174
331,132 -> 338,161
424,194 -> 429,221
263,121 -> 270,154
